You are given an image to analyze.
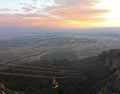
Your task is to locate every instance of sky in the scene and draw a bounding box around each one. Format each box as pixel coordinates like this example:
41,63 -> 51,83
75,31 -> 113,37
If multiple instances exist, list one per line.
0,0 -> 120,28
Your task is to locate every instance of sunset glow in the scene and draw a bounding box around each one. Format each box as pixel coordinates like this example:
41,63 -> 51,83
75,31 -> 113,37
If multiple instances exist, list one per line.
0,0 -> 120,28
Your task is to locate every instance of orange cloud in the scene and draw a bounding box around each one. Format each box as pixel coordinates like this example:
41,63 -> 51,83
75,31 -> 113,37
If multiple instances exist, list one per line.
0,0 -> 109,28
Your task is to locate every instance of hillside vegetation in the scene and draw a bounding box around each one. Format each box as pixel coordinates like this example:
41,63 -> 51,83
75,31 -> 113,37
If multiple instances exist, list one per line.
0,48 -> 120,94
0,32 -> 120,94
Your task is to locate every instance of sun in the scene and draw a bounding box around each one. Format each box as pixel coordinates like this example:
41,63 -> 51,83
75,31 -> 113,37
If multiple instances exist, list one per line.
96,0 -> 120,27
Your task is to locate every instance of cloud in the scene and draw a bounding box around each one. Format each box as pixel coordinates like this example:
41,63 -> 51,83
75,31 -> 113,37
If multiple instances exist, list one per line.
0,8 -> 11,12
0,0 -> 109,27
46,0 -> 109,21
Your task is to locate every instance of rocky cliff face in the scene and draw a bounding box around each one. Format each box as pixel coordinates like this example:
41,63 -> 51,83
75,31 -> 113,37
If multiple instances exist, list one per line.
0,83 -> 6,94
98,49 -> 120,94
0,83 -> 25,94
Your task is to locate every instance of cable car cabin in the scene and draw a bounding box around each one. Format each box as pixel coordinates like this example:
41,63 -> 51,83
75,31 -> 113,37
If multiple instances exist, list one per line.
52,82 -> 58,88
52,77 -> 58,88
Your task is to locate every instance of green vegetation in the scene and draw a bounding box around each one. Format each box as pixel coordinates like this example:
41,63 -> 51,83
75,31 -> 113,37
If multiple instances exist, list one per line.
0,32 -> 120,94
0,49 -> 119,94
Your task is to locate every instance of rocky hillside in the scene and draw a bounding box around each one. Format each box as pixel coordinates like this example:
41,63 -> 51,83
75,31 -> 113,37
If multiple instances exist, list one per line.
77,48 -> 120,94
98,49 -> 120,94
0,49 -> 120,94
0,83 -> 25,94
